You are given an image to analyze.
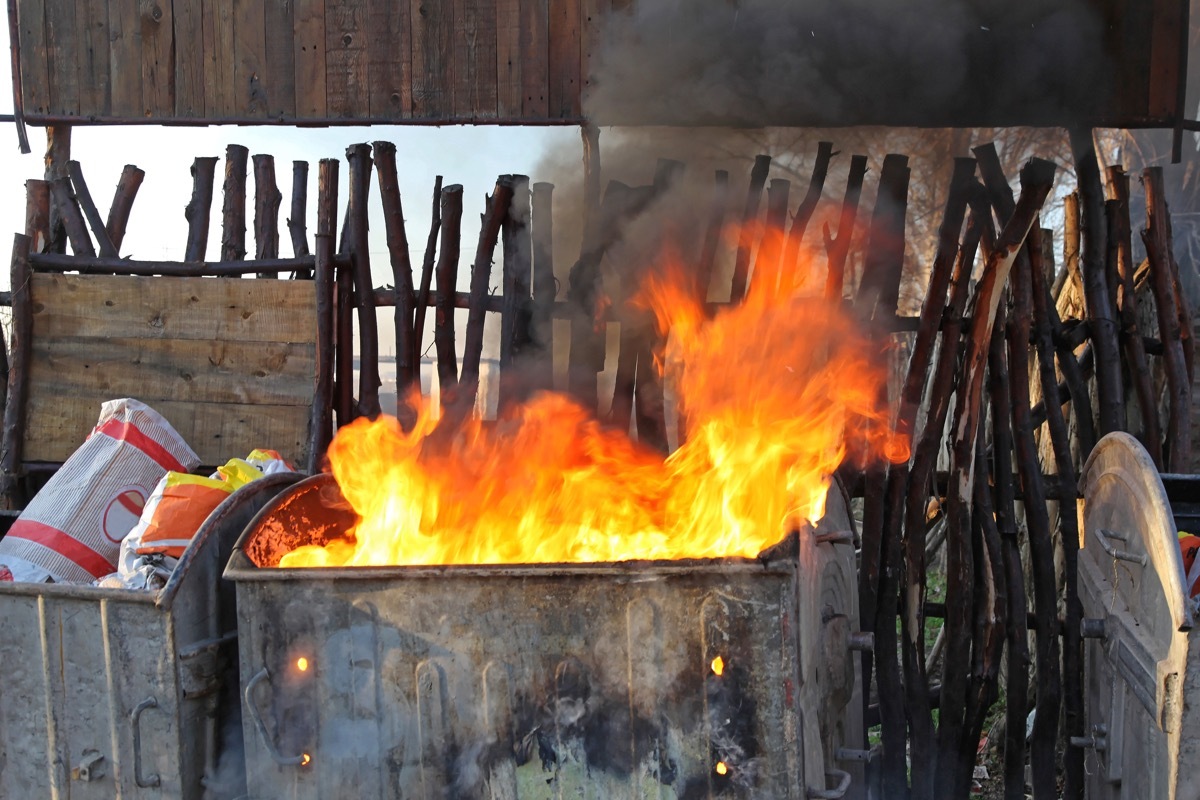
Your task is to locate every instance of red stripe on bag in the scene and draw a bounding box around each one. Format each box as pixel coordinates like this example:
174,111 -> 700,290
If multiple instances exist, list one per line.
5,519 -> 116,578
95,419 -> 188,473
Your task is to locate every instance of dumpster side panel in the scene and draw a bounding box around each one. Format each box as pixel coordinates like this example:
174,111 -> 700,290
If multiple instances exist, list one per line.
0,593 -> 59,795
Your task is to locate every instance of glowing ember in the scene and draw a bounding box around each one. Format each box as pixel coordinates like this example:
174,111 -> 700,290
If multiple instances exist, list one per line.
301,753 -> 311,766
280,245 -> 905,568
715,761 -> 728,776
296,657 -> 309,672
711,655 -> 725,676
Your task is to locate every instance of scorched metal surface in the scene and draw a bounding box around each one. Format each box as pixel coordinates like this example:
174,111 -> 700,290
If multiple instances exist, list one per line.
224,474 -> 864,799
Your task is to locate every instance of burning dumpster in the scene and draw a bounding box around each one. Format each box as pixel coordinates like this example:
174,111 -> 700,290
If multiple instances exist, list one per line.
0,472 -> 302,799
226,473 -> 866,799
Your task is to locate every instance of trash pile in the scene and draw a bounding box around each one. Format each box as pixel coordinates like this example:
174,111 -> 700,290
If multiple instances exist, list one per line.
0,398 -> 293,590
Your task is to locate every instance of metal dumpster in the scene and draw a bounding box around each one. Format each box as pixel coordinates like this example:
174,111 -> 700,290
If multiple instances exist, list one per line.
1078,432 -> 1200,800
224,473 -> 867,800
0,471 -> 302,799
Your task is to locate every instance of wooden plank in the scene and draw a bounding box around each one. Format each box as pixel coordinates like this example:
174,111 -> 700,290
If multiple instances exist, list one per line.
546,0 -> 580,118
453,0 -> 497,118
77,0 -> 110,116
579,0 -> 607,107
367,0 -> 410,118
325,0 -> 368,118
233,0 -> 268,116
496,0 -> 521,117
519,0 -> 548,117
16,0 -> 49,115
293,0 -> 327,117
203,0 -> 237,117
141,0 -> 173,117
410,0 -> 453,118
31,337 -> 316,407
109,0 -> 143,117
173,0 -> 203,116
1147,0 -> 1183,119
29,274 -> 318,344
44,0 -> 78,116
24,396 -> 311,468
264,0 -> 296,118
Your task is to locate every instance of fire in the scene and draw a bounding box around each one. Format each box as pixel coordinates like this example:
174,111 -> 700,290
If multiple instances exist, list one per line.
280,238 -> 905,568
715,761 -> 728,776
296,657 -> 309,672
711,656 -> 725,676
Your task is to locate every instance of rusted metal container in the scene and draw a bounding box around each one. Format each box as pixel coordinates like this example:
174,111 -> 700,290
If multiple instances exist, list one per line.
0,472 -> 302,799
225,474 -> 866,799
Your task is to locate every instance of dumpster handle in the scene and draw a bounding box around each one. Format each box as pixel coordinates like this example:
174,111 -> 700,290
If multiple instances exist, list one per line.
245,668 -> 309,766
807,769 -> 852,799
130,697 -> 162,788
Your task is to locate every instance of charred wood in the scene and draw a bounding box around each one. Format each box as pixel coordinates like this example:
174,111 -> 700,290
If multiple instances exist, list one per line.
824,155 -> 868,301
1070,128 -> 1124,438
435,185 -> 464,395
730,154 -> 771,303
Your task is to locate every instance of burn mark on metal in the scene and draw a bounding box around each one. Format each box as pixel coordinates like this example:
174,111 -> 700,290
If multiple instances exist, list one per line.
225,475 -> 832,798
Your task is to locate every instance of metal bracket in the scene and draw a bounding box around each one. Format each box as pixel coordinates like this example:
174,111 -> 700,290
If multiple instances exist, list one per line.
847,632 -> 874,652
814,529 -> 855,546
807,769 -> 852,799
1069,724 -> 1108,752
835,744 -> 880,763
1080,617 -> 1107,639
1094,529 -> 1147,566
71,749 -> 105,782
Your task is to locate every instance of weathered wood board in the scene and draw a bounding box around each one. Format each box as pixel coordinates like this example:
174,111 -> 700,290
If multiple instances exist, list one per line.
24,274 -> 317,467
12,0 -> 1186,127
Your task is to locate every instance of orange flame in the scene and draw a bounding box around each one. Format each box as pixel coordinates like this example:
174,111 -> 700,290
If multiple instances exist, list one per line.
711,656 -> 725,676
280,239 -> 905,568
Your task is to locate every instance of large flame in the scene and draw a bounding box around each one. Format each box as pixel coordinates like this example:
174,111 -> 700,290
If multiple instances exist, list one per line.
280,246 -> 906,568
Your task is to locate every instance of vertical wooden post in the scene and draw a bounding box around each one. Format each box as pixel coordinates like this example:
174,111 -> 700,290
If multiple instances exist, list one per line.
499,174 -> 532,414
289,160 -> 311,271
347,143 -> 381,420
780,141 -> 834,293
824,154 -> 868,302
105,165 -> 145,255
221,144 -> 249,263
372,141 -> 417,425
1107,167 -> 1161,466
856,153 -> 911,321
530,181 -> 556,393
435,184 -> 464,398
413,175 -> 445,389
1143,167 -> 1192,470
43,125 -> 70,254
567,123 -> 604,410
1070,127 -> 1125,438
184,156 -> 218,262
456,176 -> 515,422
24,179 -> 50,254
0,234 -> 32,508
309,158 -> 339,472
729,154 -> 771,303
748,177 -> 790,297
695,171 -> 729,308
253,154 -> 283,275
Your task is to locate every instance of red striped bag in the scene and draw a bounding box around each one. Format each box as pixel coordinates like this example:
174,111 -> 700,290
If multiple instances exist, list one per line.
0,399 -> 200,583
